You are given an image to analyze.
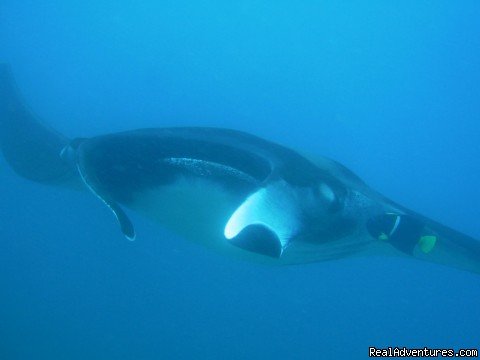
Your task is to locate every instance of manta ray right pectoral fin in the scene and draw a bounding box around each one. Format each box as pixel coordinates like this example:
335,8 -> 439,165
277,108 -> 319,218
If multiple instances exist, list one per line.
224,183 -> 300,258
77,165 -> 136,241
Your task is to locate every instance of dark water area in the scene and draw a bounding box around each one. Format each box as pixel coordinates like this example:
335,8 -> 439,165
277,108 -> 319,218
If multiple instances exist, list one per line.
0,1 -> 479,359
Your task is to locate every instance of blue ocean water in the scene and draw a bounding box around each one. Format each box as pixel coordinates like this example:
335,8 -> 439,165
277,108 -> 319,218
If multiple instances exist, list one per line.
0,1 -> 479,359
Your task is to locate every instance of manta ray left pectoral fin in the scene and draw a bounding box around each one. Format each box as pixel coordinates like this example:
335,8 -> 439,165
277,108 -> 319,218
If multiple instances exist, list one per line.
77,164 -> 136,241
224,184 -> 300,258
105,201 -> 136,241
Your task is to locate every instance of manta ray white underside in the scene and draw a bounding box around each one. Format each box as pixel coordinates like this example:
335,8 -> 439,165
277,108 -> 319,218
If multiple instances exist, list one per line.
1,63 -> 479,273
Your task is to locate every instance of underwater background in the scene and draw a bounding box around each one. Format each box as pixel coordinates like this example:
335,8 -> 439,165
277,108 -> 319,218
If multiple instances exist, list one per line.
1,1 -> 479,359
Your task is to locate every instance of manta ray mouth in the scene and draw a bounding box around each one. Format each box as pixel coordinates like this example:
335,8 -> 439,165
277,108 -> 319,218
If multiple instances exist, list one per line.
73,132 -> 274,204
162,157 -> 259,184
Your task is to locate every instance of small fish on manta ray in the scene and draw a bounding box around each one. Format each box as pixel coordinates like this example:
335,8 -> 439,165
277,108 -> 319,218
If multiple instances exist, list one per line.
1,64 -> 479,273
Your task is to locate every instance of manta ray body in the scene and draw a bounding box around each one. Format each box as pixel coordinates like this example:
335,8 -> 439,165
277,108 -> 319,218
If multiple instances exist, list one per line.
1,64 -> 479,272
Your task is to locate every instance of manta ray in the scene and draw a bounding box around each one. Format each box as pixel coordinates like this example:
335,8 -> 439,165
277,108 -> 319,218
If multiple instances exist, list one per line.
1,64 -> 479,273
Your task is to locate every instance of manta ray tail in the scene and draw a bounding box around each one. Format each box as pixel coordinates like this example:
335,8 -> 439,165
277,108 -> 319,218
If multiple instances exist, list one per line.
0,64 -> 76,185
